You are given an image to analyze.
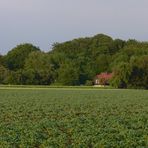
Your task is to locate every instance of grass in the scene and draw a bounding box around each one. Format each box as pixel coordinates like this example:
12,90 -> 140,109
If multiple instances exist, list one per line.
0,85 -> 113,89
0,88 -> 148,147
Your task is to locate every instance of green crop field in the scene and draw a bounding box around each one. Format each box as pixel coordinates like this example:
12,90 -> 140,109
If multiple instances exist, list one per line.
0,88 -> 148,147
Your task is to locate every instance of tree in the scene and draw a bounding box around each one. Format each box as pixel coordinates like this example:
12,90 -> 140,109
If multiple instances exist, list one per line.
4,43 -> 40,70
6,70 -> 25,85
95,54 -> 111,73
109,39 -> 125,54
0,64 -> 9,84
110,62 -> 132,88
24,51 -> 54,85
1,34 -> 148,88
57,62 -> 80,86
129,56 -> 148,88
0,55 -> 4,64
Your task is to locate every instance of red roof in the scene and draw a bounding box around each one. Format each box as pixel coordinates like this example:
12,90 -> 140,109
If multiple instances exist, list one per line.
96,72 -> 113,80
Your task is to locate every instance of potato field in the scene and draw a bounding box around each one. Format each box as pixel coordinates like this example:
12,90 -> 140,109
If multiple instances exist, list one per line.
0,88 -> 148,147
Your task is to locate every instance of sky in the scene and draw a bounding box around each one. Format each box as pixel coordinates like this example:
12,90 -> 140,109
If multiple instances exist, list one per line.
0,0 -> 148,54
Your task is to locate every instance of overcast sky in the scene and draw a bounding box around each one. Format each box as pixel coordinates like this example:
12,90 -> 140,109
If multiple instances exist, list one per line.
0,0 -> 148,54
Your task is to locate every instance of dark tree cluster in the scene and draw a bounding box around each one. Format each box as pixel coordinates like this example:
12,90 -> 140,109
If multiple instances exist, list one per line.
0,34 -> 148,89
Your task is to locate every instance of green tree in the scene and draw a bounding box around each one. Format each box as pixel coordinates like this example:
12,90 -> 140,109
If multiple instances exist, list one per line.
111,62 -> 132,88
57,62 -> 80,85
95,54 -> 111,73
0,65 -> 9,84
6,70 -> 25,85
24,51 -> 54,85
129,56 -> 148,88
1,33 -> 148,88
109,39 -> 125,54
4,43 -> 40,70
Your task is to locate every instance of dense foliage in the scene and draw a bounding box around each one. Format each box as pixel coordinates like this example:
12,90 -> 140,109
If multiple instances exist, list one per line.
0,89 -> 148,147
0,34 -> 148,88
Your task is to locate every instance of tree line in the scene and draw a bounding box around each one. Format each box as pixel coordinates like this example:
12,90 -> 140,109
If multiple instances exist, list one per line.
0,34 -> 148,89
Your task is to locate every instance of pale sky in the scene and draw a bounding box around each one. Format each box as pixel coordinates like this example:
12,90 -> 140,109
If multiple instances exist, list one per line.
0,0 -> 148,54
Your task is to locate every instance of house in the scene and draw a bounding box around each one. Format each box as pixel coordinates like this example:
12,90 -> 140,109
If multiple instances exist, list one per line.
94,72 -> 113,85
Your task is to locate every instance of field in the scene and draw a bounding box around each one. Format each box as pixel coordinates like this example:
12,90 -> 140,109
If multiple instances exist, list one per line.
0,88 -> 148,147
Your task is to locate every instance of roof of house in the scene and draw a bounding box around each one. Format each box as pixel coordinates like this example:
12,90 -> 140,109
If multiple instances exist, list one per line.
96,72 -> 113,80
